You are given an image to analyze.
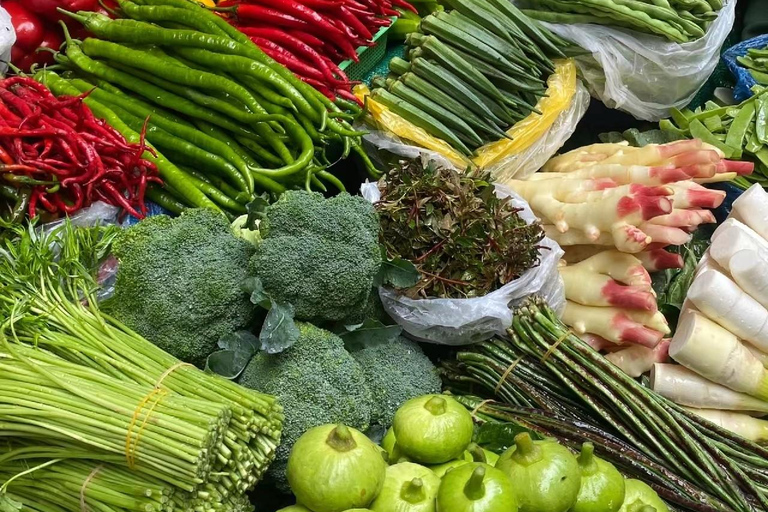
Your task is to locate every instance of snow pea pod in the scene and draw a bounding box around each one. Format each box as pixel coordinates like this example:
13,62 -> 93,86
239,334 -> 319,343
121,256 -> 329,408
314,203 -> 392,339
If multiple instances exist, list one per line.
725,102 -> 755,157
757,96 -> 768,145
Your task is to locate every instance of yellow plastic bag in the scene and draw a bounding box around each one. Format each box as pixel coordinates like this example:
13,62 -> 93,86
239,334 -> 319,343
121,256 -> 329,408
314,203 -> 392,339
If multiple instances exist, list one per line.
357,59 -> 579,169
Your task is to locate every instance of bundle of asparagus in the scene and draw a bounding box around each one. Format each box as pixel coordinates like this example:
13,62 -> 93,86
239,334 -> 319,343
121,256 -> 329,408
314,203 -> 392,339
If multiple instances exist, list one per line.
0,221 -> 282,511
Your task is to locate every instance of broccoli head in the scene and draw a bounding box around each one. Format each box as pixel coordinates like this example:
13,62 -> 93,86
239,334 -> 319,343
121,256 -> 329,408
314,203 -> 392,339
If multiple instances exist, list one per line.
351,336 -> 442,427
105,208 -> 255,366
248,191 -> 382,323
239,322 -> 373,490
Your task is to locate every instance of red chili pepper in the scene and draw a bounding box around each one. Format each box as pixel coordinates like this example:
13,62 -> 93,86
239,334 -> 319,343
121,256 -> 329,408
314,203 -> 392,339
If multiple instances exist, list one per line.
0,146 -> 14,166
249,36 -> 329,83
337,6 -> 373,40
299,76 -> 336,100
388,0 -> 418,14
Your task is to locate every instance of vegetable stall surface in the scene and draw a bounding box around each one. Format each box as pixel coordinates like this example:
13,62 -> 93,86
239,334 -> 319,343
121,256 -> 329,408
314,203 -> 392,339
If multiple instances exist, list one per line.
376,160 -> 543,299
520,0 -> 722,43
0,220 -> 283,510
46,0 -> 377,214
442,298 -> 768,512
368,0 -> 569,157
0,76 -> 161,221
217,0 -> 413,103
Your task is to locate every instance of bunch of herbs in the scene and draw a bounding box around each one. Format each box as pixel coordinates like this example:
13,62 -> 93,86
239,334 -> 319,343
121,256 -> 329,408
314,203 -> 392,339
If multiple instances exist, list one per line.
376,159 -> 544,299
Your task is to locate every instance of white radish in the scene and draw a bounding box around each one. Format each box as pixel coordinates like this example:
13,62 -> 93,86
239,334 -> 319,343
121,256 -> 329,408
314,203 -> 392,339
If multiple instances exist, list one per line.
669,309 -> 768,401
605,340 -> 670,377
747,345 -> 768,369
730,249 -> 768,309
709,219 -> 768,269
687,269 -> 768,353
732,184 -> 768,240
651,363 -> 768,414
684,408 -> 768,442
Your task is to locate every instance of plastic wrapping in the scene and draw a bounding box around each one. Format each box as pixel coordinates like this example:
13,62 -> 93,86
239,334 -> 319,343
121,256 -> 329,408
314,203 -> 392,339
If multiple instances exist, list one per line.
0,7 -> 14,76
539,0 -> 736,121
723,35 -> 768,102
360,59 -> 588,178
362,177 -> 565,346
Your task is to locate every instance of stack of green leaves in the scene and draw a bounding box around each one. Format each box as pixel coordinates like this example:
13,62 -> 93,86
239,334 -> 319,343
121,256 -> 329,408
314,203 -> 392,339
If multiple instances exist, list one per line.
376,159 -> 544,299
521,0 -> 721,43
443,298 -> 768,512
370,0 -> 568,156
0,220 -> 282,512
659,88 -> 768,188
35,0 -> 377,218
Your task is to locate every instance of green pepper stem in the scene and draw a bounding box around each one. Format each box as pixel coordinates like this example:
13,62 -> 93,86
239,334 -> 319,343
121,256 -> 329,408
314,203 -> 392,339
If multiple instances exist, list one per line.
467,443 -> 486,463
578,442 -> 598,475
326,425 -> 357,453
424,396 -> 447,416
401,478 -> 426,504
463,466 -> 486,501
56,8 -> 88,25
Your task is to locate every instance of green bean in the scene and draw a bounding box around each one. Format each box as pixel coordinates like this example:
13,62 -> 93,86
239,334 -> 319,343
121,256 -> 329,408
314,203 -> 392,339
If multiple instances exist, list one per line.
725,102 -> 755,155
371,89 -> 473,156
33,69 -> 216,210
608,0 -> 705,37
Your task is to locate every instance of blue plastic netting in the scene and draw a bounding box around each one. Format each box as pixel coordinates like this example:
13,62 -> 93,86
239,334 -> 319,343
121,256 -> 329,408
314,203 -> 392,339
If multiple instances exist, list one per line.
723,34 -> 768,102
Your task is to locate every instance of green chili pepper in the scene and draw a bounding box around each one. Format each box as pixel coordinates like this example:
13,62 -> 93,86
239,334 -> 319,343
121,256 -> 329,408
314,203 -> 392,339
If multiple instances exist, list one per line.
146,184 -> 186,214
34,68 -> 217,210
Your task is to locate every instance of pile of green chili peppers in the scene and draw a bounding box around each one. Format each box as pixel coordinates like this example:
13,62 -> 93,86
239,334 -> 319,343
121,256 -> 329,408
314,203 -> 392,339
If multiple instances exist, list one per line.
33,0 -> 377,217
659,86 -> 768,189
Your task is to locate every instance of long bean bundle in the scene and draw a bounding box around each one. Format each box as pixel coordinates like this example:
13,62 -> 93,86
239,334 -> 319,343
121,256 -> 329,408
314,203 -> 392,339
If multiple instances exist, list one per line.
442,298 -> 768,512
0,220 -> 282,511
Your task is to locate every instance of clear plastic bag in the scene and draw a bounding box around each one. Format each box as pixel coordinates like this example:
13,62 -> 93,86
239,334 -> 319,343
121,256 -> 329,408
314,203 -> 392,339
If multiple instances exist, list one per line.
360,60 -> 588,179
362,177 -> 565,346
0,7 -> 14,76
539,0 -> 736,121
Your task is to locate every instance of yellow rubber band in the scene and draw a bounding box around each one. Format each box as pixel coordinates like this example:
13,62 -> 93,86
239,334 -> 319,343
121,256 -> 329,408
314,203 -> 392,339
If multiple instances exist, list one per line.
80,465 -> 103,512
125,388 -> 167,469
155,362 -> 194,389
469,398 -> 494,421
541,329 -> 573,364
494,356 -> 524,394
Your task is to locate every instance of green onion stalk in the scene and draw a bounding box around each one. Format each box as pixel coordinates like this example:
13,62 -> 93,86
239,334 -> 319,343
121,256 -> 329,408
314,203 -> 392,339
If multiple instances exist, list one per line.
442,298 -> 768,512
0,220 -> 282,509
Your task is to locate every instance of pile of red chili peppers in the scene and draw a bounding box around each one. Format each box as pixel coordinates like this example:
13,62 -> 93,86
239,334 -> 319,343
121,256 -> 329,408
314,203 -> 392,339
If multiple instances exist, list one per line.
0,77 -> 160,220
219,0 -> 417,104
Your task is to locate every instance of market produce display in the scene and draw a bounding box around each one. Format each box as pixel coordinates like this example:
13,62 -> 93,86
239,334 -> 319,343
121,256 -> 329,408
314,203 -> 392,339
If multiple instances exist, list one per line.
0,76 -> 161,222
368,0 -> 568,157
277,394 -> 670,512
0,220 -> 283,511
443,298 -> 768,512
660,92 -> 768,188
521,0 -> 723,43
217,0 -> 412,102
32,0 -> 376,218
5,0 -> 768,511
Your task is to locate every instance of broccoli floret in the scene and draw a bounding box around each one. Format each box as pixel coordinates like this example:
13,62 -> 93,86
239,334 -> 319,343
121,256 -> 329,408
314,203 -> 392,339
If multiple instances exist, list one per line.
105,208 -> 255,366
239,323 -> 372,490
351,336 -> 442,427
248,191 -> 382,323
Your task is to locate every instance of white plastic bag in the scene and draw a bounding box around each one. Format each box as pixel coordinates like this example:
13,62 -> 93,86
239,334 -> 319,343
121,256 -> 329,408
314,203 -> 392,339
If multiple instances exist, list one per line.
539,0 -> 736,121
0,7 -> 14,76
362,176 -> 565,346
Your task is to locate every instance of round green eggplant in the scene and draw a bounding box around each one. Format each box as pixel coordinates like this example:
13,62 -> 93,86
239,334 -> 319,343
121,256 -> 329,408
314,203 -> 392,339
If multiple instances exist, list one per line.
436,463 -> 518,512
618,480 -> 669,512
393,395 -> 474,464
495,433 -> 580,512
382,427 -> 411,464
569,443 -> 625,512
370,462 -> 441,512
277,507 -> 312,512
287,424 -> 387,512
